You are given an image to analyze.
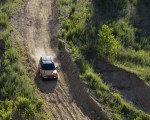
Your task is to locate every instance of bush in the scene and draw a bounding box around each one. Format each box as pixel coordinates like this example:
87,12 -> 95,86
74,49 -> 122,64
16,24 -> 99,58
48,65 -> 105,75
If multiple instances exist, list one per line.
15,97 -> 36,120
96,24 -> 120,61
5,48 -> 18,63
81,70 -> 109,91
0,100 -> 13,120
140,37 -> 150,50
112,21 -> 135,47
0,12 -> 8,27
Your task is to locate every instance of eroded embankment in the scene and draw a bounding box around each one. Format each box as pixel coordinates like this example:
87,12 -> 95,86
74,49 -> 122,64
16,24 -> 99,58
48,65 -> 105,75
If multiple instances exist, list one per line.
11,0 -> 109,119
95,59 -> 150,113
57,46 -> 109,120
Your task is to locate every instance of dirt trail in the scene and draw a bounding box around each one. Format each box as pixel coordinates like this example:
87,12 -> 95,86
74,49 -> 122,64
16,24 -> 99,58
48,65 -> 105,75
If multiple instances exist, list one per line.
23,0 -> 91,119
11,0 -> 109,119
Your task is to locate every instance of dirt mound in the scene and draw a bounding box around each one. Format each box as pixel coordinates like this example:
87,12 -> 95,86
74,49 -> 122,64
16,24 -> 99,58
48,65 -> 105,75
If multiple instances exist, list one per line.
95,59 -> 150,113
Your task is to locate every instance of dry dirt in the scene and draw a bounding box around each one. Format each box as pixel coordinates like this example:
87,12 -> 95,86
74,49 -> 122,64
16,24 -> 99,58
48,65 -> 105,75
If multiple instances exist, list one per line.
11,0 -> 108,120
95,59 -> 150,113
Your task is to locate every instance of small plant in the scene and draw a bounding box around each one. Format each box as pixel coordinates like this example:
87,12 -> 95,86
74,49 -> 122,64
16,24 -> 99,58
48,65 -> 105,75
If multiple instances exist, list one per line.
0,12 -> 8,28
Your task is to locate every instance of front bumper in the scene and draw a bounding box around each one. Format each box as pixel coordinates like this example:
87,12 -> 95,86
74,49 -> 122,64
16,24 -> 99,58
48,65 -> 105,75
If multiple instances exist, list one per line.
42,75 -> 58,79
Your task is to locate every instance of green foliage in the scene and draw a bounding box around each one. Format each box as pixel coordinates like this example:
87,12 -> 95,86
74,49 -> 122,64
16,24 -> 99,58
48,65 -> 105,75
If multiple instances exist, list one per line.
80,69 -> 109,91
113,113 -> 122,120
117,49 -> 150,67
0,100 -> 13,120
140,36 -> 150,50
5,48 -> 18,63
14,97 -> 45,120
58,0 -> 150,119
0,12 -> 8,27
15,97 -> 35,119
96,24 -> 120,60
60,0 -> 70,5
112,21 -> 135,47
0,0 -> 48,119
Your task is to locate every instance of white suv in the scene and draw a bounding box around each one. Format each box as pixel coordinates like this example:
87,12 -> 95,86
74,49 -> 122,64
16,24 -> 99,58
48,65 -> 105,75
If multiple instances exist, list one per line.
38,56 -> 58,79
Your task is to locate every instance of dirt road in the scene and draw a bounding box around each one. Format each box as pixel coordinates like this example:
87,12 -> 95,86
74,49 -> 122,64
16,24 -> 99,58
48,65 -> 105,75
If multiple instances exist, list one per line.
13,0 -> 92,119
25,0 -> 91,119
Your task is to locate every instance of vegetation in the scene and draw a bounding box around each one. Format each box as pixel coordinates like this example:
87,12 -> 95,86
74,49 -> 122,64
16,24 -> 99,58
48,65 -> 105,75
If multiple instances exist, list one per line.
96,24 -> 120,61
58,0 -> 150,119
0,0 -> 48,119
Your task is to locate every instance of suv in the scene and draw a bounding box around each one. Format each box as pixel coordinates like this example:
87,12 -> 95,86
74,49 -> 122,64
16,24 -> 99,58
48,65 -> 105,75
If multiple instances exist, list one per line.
38,56 -> 58,79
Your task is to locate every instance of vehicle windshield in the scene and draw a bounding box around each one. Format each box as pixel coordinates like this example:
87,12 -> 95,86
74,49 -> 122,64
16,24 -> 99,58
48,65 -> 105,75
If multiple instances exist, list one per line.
42,63 -> 55,70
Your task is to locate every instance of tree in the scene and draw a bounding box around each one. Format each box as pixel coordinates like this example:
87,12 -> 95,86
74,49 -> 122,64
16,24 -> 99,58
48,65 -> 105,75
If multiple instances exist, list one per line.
96,24 -> 120,61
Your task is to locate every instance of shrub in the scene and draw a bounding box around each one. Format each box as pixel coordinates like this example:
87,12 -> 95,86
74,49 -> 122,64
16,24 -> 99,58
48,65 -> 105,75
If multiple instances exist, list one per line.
14,97 -> 48,120
60,0 -> 70,5
15,97 -> 35,120
81,70 -> 109,91
0,12 -> 8,27
96,24 -> 120,61
112,21 -> 135,47
0,100 -> 13,120
117,49 -> 150,66
140,37 -> 150,50
5,48 -> 18,63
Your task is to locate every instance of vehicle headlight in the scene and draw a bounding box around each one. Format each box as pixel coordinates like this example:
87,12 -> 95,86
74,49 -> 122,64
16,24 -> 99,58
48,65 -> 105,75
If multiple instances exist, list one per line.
53,70 -> 57,73
53,71 -> 58,76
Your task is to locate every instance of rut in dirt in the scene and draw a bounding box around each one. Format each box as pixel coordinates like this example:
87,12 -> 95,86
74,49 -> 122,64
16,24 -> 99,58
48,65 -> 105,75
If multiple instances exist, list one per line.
12,0 -> 105,119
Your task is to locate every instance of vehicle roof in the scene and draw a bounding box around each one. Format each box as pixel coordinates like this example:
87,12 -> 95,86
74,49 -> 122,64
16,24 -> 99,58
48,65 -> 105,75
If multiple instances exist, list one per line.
41,56 -> 53,64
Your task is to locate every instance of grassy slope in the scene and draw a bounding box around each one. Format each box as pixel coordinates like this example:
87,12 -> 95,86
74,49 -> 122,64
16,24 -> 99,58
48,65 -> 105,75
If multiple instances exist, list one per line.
58,0 -> 150,119
96,0 -> 150,83
0,0 -> 48,119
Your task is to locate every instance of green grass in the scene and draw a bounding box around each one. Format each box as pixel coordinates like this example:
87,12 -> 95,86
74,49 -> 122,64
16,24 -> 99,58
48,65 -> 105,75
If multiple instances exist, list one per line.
115,48 -> 150,83
0,0 -> 48,119
115,62 -> 150,83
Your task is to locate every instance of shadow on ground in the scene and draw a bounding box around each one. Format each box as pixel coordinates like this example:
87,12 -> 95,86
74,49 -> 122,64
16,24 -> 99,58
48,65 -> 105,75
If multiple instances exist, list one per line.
34,73 -> 57,94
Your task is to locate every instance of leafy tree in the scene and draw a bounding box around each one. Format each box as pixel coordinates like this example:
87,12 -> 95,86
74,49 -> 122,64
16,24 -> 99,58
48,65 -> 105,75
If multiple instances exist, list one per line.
96,24 -> 120,61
